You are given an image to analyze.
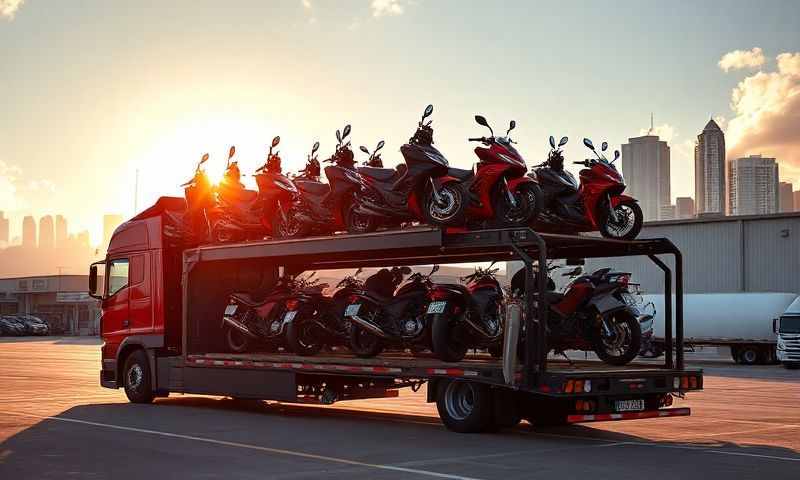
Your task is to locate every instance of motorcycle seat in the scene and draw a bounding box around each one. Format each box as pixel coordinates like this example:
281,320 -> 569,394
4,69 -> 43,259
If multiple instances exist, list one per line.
230,292 -> 264,307
448,167 -> 473,181
296,180 -> 330,196
535,291 -> 565,305
358,167 -> 398,182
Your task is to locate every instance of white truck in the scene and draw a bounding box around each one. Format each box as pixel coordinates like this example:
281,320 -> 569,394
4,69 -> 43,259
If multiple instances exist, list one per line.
775,296 -> 800,369
642,293 -> 799,365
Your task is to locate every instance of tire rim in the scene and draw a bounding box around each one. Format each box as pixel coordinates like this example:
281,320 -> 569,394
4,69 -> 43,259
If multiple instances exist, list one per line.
605,204 -> 635,238
742,349 -> 757,363
444,381 -> 476,421
127,364 -> 143,392
430,186 -> 462,222
504,188 -> 533,224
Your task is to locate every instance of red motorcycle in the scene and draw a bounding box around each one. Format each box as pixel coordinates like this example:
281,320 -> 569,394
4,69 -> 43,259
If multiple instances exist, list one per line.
529,136 -> 643,240
181,152 -> 214,243
456,116 -> 543,227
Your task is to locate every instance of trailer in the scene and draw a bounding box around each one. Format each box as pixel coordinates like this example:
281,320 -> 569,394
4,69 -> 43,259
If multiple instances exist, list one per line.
91,198 -> 702,432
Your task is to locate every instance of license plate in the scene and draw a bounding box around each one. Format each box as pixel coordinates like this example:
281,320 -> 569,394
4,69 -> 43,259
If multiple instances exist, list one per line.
283,311 -> 297,323
615,399 -> 645,412
427,301 -> 447,314
344,304 -> 361,317
224,304 -> 237,315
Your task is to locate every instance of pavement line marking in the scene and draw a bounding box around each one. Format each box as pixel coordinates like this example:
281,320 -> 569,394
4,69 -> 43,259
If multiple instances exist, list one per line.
5,411 -> 485,480
660,424 -> 800,440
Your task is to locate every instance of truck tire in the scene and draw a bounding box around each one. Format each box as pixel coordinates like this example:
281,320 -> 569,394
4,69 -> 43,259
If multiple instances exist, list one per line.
436,380 -> 493,433
738,345 -> 759,365
123,350 -> 155,404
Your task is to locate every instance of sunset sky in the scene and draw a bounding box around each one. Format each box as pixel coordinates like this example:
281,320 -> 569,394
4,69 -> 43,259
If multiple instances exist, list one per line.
1,0 -> 799,244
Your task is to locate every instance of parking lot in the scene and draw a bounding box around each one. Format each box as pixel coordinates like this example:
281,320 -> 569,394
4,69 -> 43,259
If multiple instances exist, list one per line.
1,338 -> 798,479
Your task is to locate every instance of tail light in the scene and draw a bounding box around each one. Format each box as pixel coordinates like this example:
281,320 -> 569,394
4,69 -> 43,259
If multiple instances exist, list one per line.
347,294 -> 360,304
285,299 -> 299,311
429,289 -> 449,300
616,274 -> 631,286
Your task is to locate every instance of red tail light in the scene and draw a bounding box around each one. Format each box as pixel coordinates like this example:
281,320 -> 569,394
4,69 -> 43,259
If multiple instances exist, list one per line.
285,299 -> 299,311
347,294 -> 360,304
616,274 -> 630,286
429,289 -> 449,300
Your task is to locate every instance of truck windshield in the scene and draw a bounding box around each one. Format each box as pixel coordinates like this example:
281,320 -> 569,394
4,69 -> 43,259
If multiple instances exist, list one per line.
779,316 -> 800,334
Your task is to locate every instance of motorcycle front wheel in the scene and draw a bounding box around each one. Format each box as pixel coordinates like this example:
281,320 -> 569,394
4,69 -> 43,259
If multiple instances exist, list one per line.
591,310 -> 642,366
424,182 -> 467,226
286,320 -> 324,356
599,199 -> 643,241
431,314 -> 469,362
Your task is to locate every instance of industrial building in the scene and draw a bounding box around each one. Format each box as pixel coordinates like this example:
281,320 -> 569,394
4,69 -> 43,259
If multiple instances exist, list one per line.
0,275 -> 100,335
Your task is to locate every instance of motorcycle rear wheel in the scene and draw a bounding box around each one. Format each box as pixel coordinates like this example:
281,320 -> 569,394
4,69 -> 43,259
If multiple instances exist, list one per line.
286,321 -> 324,356
272,213 -> 310,239
599,199 -> 643,241
349,324 -> 384,358
495,183 -> 543,227
345,204 -> 378,234
431,314 -> 469,362
226,327 -> 251,353
591,310 -> 641,366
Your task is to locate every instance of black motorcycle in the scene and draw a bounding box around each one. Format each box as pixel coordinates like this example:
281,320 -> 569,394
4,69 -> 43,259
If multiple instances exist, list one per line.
284,268 -> 365,355
359,140 -> 385,167
344,266 -> 438,358
347,105 -> 467,233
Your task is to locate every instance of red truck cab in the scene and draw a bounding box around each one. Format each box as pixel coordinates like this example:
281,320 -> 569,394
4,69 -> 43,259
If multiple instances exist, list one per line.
89,197 -> 185,394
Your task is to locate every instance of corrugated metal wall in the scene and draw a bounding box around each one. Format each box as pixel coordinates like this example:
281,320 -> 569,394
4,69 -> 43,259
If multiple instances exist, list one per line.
580,215 -> 800,294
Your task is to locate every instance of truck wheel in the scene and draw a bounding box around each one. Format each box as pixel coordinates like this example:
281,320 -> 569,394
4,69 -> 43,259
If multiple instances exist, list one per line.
738,346 -> 759,365
286,321 -> 324,356
431,314 -> 469,362
436,380 -> 493,433
123,350 -> 155,404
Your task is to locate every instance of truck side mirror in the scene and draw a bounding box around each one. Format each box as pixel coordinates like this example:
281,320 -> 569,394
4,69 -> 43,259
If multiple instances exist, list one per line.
773,318 -> 779,334
88,262 -> 105,299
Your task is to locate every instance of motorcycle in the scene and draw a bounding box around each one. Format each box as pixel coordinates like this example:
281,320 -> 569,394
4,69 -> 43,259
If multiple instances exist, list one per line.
211,145 -> 265,242
456,115 -> 543,227
344,265 -> 435,358
221,273 -> 317,353
529,136 -> 643,240
511,264 -> 646,366
347,105 -> 467,233
275,128 -> 363,238
283,268 -> 366,355
181,152 -> 214,242
426,262 -> 505,361
359,140 -> 385,168
252,136 -> 299,237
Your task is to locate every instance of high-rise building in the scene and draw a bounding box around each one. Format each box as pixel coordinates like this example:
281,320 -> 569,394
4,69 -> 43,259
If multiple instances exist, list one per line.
55,215 -> 68,247
729,155 -> 779,216
794,190 -> 800,212
22,216 -> 37,248
39,215 -> 55,249
659,204 -> 677,220
0,211 -> 9,245
695,119 -> 726,215
676,197 -> 695,219
103,214 -> 124,249
621,135 -> 670,221
779,182 -> 794,213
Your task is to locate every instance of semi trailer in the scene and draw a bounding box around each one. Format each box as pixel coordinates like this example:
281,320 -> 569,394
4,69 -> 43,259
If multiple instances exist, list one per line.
89,197 -> 702,433
642,293 -> 798,365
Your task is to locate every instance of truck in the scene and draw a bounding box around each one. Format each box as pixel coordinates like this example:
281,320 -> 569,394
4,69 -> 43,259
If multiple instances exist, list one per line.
641,293 -> 798,365
89,197 -> 702,433
775,296 -> 800,369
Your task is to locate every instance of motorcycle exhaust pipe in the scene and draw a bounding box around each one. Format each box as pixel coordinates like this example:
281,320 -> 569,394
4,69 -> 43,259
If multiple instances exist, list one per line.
349,315 -> 391,339
222,316 -> 259,339
502,302 -> 523,386
463,315 -> 503,341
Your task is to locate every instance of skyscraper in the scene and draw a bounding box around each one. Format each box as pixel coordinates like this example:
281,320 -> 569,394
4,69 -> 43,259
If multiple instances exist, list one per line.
0,211 -> 8,245
621,134 -> 671,221
103,214 -> 124,249
794,190 -> 800,212
779,182 -> 793,213
676,197 -> 695,218
22,216 -> 36,248
39,215 -> 55,249
695,119 -> 726,216
55,215 -> 68,247
729,155 -> 779,216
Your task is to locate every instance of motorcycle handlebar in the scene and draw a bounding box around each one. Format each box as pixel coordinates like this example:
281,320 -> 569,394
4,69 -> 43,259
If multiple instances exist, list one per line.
468,137 -> 490,143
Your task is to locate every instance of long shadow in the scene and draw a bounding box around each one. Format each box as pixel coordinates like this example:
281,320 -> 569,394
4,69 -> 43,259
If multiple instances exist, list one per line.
1,398 -> 798,479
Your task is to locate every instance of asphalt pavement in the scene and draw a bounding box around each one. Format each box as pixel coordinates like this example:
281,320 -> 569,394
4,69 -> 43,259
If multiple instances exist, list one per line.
1,338 -> 798,479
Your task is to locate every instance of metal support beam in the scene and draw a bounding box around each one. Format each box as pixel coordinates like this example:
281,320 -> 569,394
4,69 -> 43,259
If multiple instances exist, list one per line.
648,254 -> 673,370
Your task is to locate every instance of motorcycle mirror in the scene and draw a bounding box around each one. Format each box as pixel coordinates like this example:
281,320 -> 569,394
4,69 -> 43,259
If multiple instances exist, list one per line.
342,124 -> 351,139
425,119 -> 432,126
583,138 -> 595,150
430,264 -> 440,275
549,135 -> 556,149
271,136 -> 280,148
336,129 -> 342,144
475,115 -> 493,136
601,141 -> 608,152
559,136 -> 569,147
423,104 -> 434,119
228,146 -> 236,159
355,267 -> 363,276
614,150 -> 620,162
312,141 -> 320,154
359,145 -> 370,154
507,120 -> 516,135
201,153 -> 209,164
376,140 -> 385,151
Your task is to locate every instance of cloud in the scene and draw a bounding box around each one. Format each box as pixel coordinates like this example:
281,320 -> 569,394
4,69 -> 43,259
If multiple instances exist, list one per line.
725,51 -> 800,183
718,47 -> 766,72
0,0 -> 24,20
639,123 -> 676,143
371,0 -> 404,17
